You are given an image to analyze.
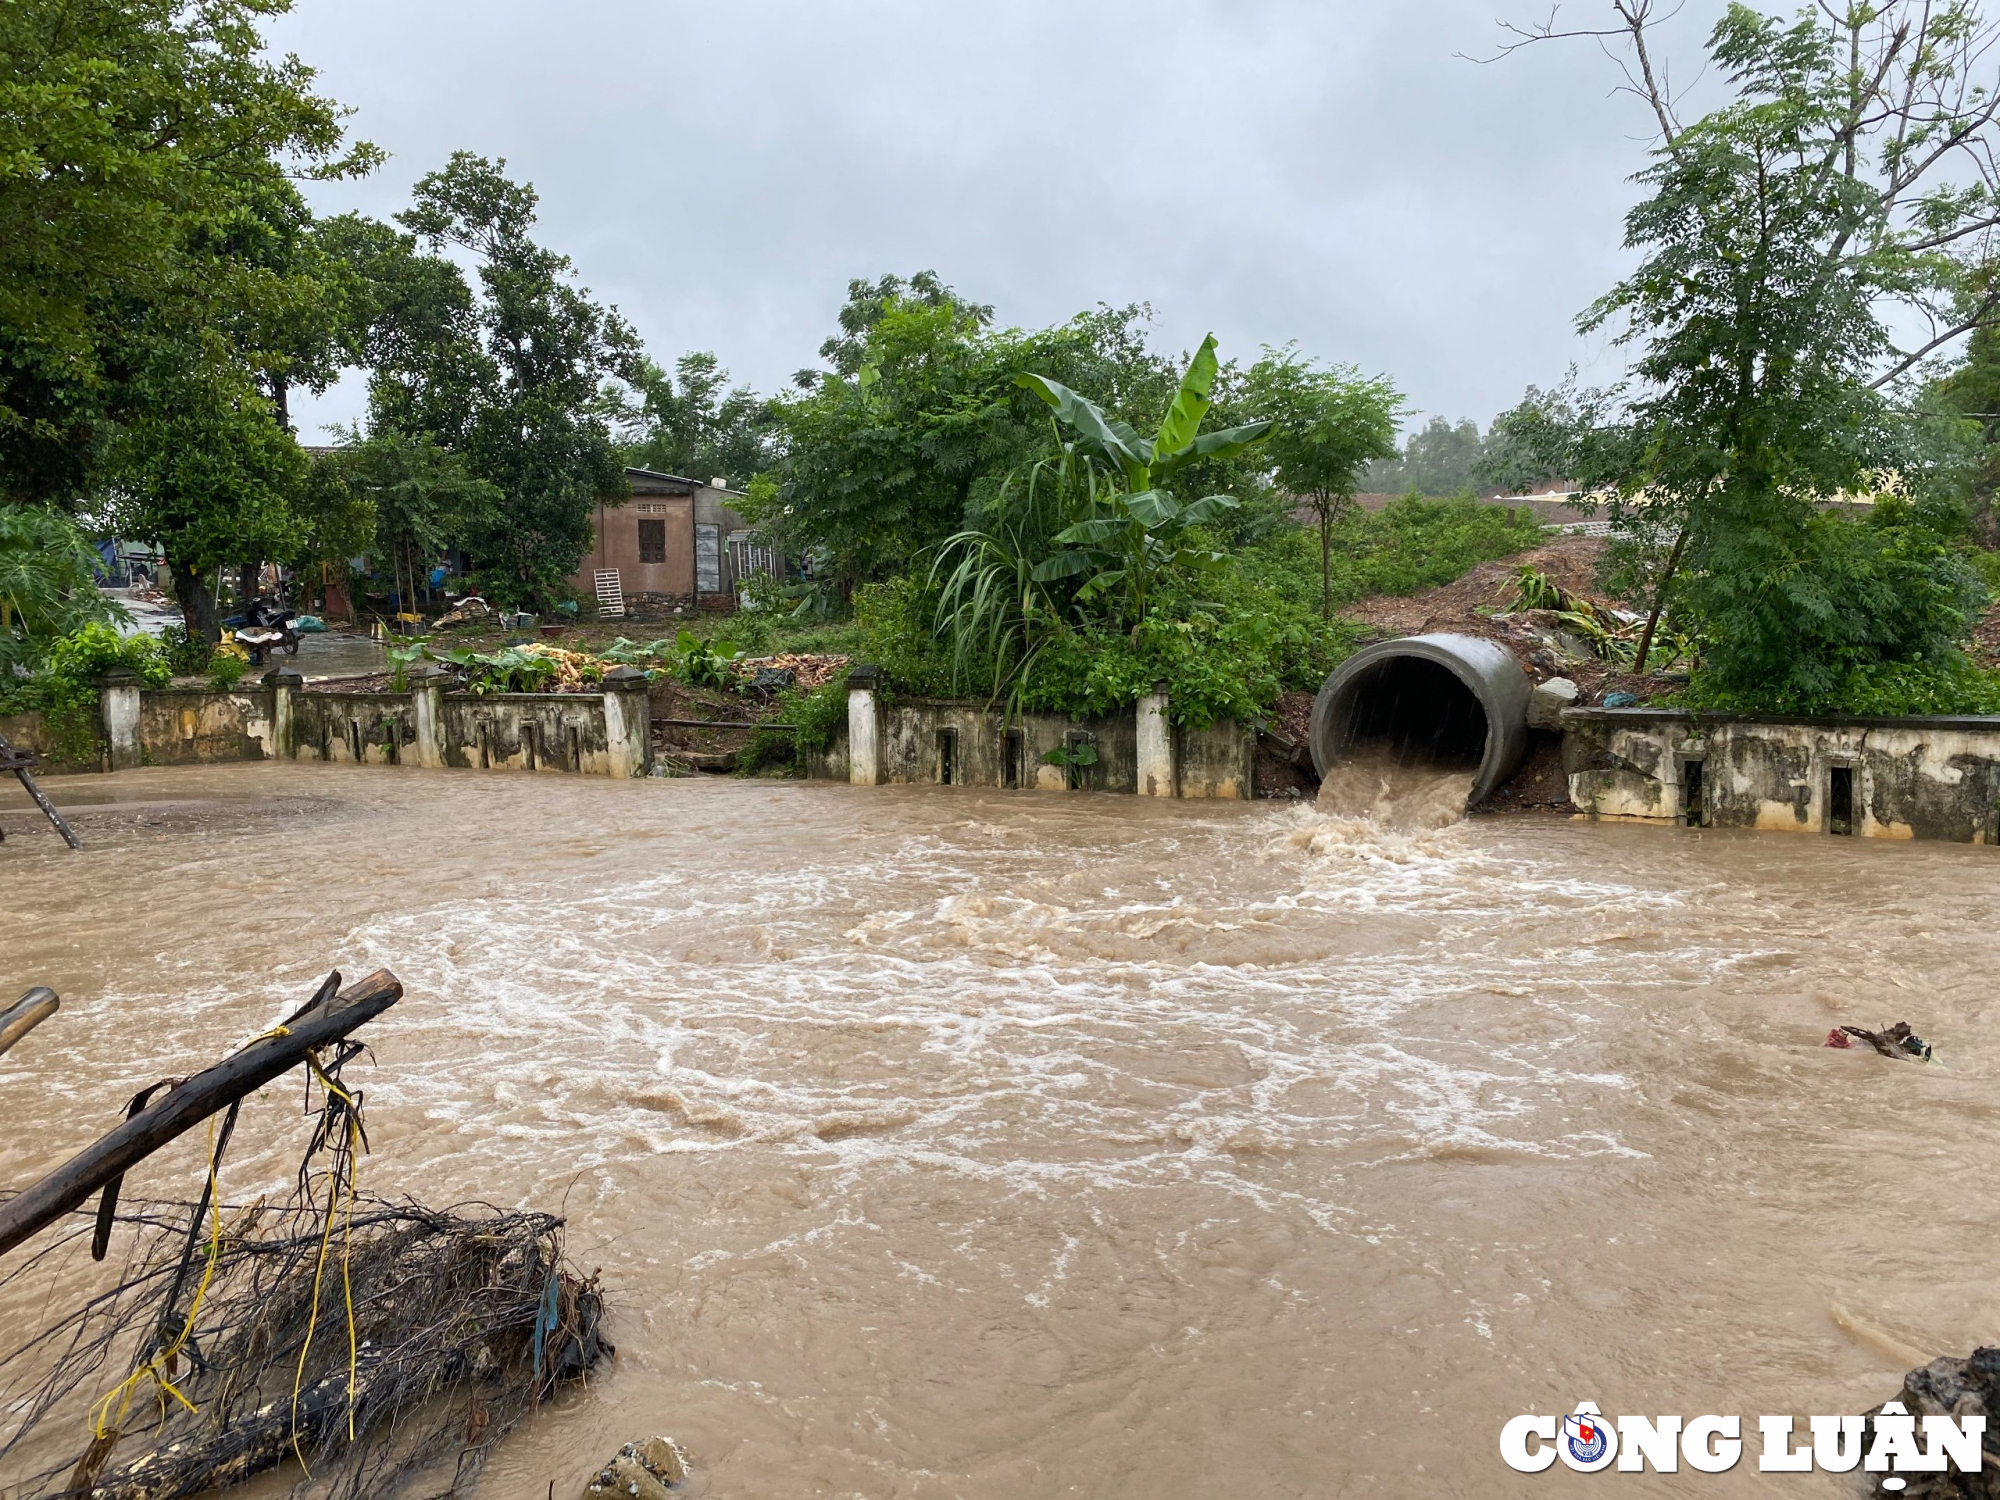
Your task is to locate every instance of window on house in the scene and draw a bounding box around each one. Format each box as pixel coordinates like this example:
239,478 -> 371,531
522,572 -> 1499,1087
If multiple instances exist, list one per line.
638,518 -> 666,565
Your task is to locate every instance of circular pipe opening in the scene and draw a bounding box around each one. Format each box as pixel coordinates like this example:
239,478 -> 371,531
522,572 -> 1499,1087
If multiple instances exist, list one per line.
1308,633 -> 1531,809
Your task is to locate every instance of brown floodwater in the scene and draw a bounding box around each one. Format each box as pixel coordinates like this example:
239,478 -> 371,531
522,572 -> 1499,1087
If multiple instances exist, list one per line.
1,764 -> 1997,1497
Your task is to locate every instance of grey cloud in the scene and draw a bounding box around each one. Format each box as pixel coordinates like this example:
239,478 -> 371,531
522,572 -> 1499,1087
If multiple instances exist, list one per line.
269,0 -> 1725,440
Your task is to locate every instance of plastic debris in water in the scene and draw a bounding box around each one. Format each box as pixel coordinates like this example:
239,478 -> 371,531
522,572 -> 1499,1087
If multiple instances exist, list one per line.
1826,1022 -> 1933,1061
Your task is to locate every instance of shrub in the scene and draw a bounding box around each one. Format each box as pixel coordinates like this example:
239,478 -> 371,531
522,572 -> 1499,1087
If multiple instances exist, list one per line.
157,624 -> 213,676
741,679 -> 850,770
206,653 -> 253,692
6,623 -> 171,762
1683,499 -> 1990,715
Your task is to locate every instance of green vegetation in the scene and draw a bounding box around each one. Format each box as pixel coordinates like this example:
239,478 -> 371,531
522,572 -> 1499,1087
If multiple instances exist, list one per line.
823,491 -> 1539,730
0,622 -> 170,762
0,507 -> 124,676
1241,346 -> 1402,617
206,652 -> 254,693
17,0 -> 2000,732
1497,0 -> 2000,714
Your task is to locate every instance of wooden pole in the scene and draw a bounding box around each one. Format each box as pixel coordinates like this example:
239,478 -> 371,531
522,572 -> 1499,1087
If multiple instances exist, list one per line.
0,968 -> 403,1258
0,731 -> 82,850
0,988 -> 58,1058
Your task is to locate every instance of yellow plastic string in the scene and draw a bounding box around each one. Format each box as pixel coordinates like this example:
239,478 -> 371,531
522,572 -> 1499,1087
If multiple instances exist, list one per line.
89,1115 -> 227,1441
288,1051 -> 364,1475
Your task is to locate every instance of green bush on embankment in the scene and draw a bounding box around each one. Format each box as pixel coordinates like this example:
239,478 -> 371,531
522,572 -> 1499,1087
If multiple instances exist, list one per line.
822,495 -> 1543,729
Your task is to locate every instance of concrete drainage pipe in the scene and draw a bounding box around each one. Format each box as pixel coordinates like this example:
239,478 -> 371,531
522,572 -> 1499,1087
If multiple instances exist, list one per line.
1308,633 -> 1532,808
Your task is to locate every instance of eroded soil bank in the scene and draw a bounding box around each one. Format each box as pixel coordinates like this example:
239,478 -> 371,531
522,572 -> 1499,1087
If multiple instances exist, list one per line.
2,765 -> 1995,1496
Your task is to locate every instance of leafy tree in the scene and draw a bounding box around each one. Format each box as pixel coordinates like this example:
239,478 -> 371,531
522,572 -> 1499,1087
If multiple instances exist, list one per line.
329,431 -> 497,613
1016,334 -> 1272,620
288,451 -> 377,615
1243,346 -> 1403,616
98,180 -> 368,640
1477,381 -> 1584,496
1362,416 -> 1487,496
931,335 -> 1272,708
755,276 -> 1202,594
0,506 -> 123,675
620,353 -> 777,487
0,0 -> 377,505
102,352 -> 304,642
364,154 -> 643,606
1502,0 -> 2000,696
1933,298 -> 2000,545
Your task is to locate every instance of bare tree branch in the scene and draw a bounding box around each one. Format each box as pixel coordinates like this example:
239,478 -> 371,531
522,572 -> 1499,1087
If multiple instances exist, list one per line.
1871,292 -> 2000,388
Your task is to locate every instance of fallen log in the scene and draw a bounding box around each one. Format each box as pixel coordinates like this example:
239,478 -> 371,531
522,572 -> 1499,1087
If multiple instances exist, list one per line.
0,988 -> 58,1058
0,968 -> 402,1258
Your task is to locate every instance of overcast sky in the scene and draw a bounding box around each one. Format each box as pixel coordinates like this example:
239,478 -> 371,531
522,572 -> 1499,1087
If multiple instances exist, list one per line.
269,0 -> 1722,445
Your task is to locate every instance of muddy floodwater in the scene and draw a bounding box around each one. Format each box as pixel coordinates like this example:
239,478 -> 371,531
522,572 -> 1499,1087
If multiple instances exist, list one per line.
2,764 -> 1997,1496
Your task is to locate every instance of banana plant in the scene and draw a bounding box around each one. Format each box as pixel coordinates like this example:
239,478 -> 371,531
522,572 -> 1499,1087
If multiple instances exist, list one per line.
1030,487 -> 1240,624
1014,332 -> 1272,494
1014,334 -> 1271,624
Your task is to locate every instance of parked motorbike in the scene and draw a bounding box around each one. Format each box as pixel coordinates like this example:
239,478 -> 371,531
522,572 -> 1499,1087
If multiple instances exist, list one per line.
233,597 -> 300,666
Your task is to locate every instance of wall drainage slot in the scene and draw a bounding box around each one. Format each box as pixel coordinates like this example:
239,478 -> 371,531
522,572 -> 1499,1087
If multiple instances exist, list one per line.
1829,765 -> 1855,835
1681,758 -> 1704,828
1003,729 -> 1023,790
936,728 -> 959,786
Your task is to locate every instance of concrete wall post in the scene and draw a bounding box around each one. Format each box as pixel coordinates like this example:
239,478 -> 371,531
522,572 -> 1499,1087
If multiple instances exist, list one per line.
98,667 -> 143,771
601,665 -> 652,778
847,665 -> 882,786
262,666 -> 302,762
405,663 -> 447,769
1136,683 -> 1173,797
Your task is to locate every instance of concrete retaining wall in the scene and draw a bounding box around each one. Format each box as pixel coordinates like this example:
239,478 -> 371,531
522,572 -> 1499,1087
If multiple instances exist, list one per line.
1563,707 -> 2000,843
0,711 -> 100,775
20,668 -> 653,780
814,684 -> 1254,798
140,688 -> 275,766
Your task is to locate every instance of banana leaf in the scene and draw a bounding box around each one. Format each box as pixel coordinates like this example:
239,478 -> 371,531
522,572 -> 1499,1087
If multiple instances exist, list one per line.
1153,333 -> 1219,458
1124,490 -> 1180,527
1015,374 -> 1152,486
1177,493 -> 1239,525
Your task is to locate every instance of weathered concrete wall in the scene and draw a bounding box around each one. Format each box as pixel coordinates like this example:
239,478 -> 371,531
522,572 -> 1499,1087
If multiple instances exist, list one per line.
813,693 -> 1254,798
0,710 -> 101,774
140,688 -> 275,766
1564,707 -> 2000,843
291,691 -> 415,766
438,694 -> 616,773
25,674 -> 651,780
1176,720 -> 1256,800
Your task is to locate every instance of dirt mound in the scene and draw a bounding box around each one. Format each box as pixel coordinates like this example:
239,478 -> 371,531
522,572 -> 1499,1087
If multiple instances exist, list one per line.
1339,534 -> 1612,641
1335,534 -> 1674,707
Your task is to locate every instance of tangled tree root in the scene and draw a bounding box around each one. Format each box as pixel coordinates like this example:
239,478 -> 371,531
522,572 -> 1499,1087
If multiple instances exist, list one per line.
1,1197 -> 607,1500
